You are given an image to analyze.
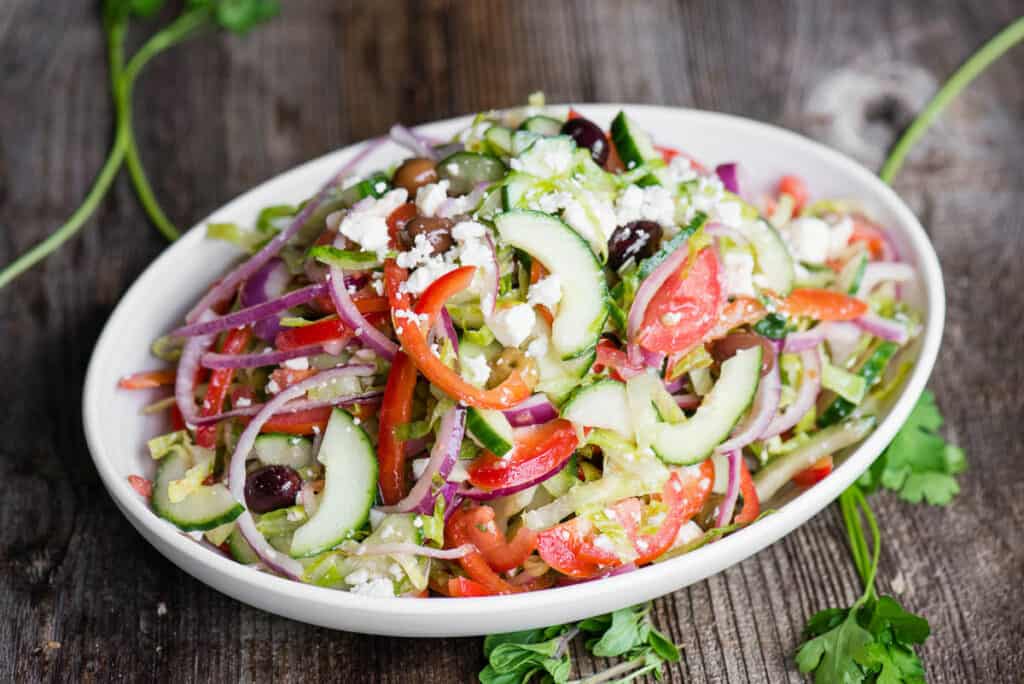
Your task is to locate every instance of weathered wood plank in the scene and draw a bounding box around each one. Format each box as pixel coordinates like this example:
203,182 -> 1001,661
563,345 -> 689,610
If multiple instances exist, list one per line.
1,0 -> 1021,682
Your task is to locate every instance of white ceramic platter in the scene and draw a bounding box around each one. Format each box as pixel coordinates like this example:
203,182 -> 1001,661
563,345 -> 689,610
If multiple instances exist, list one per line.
83,104 -> 944,637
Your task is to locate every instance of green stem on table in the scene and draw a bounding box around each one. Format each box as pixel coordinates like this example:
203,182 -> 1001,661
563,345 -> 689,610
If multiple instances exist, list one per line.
879,17 -> 1024,184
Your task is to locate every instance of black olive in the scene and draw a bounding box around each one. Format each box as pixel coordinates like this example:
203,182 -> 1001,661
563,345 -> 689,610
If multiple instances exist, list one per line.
561,117 -> 609,166
244,465 -> 303,514
607,220 -> 662,271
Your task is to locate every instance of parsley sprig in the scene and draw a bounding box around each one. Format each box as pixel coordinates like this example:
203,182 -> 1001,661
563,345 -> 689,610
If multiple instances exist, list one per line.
0,0 -> 279,289
479,604 -> 680,684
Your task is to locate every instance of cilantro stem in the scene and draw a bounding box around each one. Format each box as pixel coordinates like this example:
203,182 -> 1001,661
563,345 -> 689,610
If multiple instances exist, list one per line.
879,17 -> 1024,184
569,656 -> 648,684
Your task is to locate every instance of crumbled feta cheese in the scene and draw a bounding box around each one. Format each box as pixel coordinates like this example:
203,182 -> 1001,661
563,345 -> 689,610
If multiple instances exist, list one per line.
452,220 -> 486,242
715,200 -> 744,228
456,234 -> 493,270
388,563 -> 404,580
615,184 -> 675,226
673,521 -> 703,547
786,217 -> 832,264
265,379 -> 281,395
234,397 -> 252,408
415,180 -> 450,217
537,191 -> 574,214
528,275 -> 562,309
829,216 -> 854,258
350,578 -> 395,598
402,255 -> 456,295
592,534 -> 615,552
396,233 -> 436,269
370,271 -> 385,295
338,188 -> 408,258
461,352 -> 492,387
489,304 -> 536,348
722,250 -> 757,298
526,335 -> 549,359
447,458 -> 470,483
664,155 -> 699,185
345,568 -> 370,586
412,516 -> 424,528
282,356 -> 309,371
369,509 -> 386,529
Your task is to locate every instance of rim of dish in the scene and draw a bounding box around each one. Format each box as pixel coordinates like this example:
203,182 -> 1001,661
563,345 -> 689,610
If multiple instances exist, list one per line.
82,103 -> 945,618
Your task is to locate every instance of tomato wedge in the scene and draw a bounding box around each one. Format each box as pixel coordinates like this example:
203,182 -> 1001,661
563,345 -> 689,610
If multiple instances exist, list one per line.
593,338 -> 644,380
196,326 -> 252,448
792,455 -> 834,488
466,419 -> 578,491
118,369 -> 176,389
452,504 -> 537,573
377,351 -> 418,504
612,460 -> 715,565
780,288 -> 867,321
257,407 -> 332,435
637,247 -> 724,354
537,516 -> 622,579
385,262 -> 532,410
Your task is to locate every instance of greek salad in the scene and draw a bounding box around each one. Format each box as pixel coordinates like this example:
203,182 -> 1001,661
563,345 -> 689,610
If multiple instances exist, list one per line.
120,97 -> 920,598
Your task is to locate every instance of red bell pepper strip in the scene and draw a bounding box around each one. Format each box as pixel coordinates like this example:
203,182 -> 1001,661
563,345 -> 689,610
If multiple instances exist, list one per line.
735,459 -> 761,524
257,406 -> 332,435
195,326 -> 252,448
445,505 -> 519,594
452,504 -> 538,573
377,350 -> 418,505
385,262 -> 532,410
780,288 -> 868,321
466,419 -> 578,491
536,516 -> 622,579
777,175 -> 809,214
792,455 -> 834,488
118,369 -> 176,389
445,576 -> 497,597
275,316 -> 354,351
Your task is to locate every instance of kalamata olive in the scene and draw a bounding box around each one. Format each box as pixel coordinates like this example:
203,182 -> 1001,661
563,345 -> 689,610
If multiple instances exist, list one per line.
402,215 -> 455,254
392,157 -> 438,195
709,332 -> 775,375
245,465 -> 302,514
561,117 -> 609,166
606,220 -> 663,271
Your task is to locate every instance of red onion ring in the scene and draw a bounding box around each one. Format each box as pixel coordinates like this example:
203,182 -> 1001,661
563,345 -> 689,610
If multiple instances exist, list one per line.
674,393 -> 701,410
190,388 -> 381,426
201,343 -> 326,370
856,262 -> 914,298
389,124 -> 438,160
715,450 -> 742,528
345,542 -> 475,560
241,258 -> 292,341
502,394 -> 558,427
174,311 -> 217,427
760,347 -> 820,440
714,162 -> 740,194
717,349 -> 781,453
186,138 -> 385,322
173,283 -> 328,338
377,405 -> 466,514
783,327 -> 828,353
854,313 -> 909,344
328,230 -> 398,360
704,223 -> 750,247
228,366 -> 375,580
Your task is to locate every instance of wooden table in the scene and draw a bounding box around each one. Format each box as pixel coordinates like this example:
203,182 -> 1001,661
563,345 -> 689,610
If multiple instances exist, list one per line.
2,1 -> 1021,681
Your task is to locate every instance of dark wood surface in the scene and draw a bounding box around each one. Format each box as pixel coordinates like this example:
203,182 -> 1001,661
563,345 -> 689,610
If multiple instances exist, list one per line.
2,1 -> 1022,681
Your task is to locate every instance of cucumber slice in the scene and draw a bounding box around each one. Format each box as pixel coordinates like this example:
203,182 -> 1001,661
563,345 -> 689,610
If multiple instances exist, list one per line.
535,341 -> 595,403
151,450 -> 243,532
513,130 -> 543,155
519,115 -> 564,136
838,249 -> 869,295
736,218 -> 795,296
818,342 -> 898,428
515,136 -> 576,179
651,346 -> 763,464
253,434 -> 314,469
610,111 -> 660,170
501,171 -> 536,210
289,409 -> 377,557
484,125 -> 514,156
322,514 -> 429,594
437,151 -> 507,195
226,527 -> 260,564
636,212 -> 707,279
494,210 -> 608,360
466,407 -> 515,456
562,379 -> 633,438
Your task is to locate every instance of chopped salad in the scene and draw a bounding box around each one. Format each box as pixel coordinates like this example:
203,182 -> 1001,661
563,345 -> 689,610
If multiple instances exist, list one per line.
121,97 -> 920,598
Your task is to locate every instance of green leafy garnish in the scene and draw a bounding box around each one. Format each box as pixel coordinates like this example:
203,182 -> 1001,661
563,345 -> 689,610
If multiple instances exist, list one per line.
858,391 -> 966,505
479,604 -> 679,684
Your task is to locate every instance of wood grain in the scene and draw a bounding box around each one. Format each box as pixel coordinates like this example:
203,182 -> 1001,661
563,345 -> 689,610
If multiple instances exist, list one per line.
1,0 -> 1021,681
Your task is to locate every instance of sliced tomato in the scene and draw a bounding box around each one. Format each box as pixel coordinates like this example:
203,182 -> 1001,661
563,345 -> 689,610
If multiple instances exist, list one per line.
637,247 -> 723,354
849,216 -> 889,260
127,475 -> 152,498
467,419 -> 578,491
170,405 -> 186,431
196,326 -> 252,448
453,505 -> 537,573
593,338 -> 643,381
377,351 -> 418,505
258,407 -> 332,435
537,516 -> 621,579
445,577 -> 498,597
778,175 -> 809,214
386,262 -> 532,410
735,459 -> 761,524
781,288 -> 868,321
792,455 -> 834,488
118,369 -> 176,389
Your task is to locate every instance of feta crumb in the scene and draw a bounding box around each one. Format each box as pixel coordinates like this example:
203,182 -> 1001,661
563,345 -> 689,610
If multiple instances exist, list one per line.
525,336 -> 549,359
338,188 -> 408,258
452,220 -> 486,242
527,274 -> 562,309
461,352 -> 492,387
516,137 -> 574,178
715,200 -> 743,228
785,217 -> 832,264
592,534 -> 615,552
402,256 -> 456,295
489,304 -> 536,348
350,578 -> 395,598
396,233 -> 436,269
234,397 -> 252,408
722,250 -> 757,298
415,180 -> 450,217
829,216 -> 855,258
344,568 -> 370,586
282,356 -> 309,371
265,379 -> 281,395
615,184 -> 675,227
661,312 -> 682,326
413,516 -> 424,528
389,563 -> 404,579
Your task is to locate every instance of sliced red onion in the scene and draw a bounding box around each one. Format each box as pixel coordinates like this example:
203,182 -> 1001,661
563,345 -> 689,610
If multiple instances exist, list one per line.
435,307 -> 460,354
187,138 -> 385,323
715,162 -> 740,194
377,405 -> 466,514
389,124 -> 439,160
717,348 -> 781,452
761,347 -> 820,440
854,313 -> 909,344
328,230 -> 398,360
344,542 -> 474,560
228,366 -> 373,580
715,450 -> 742,528
675,393 -> 701,410
856,262 -> 915,298
704,222 -> 750,247
626,236 -> 693,343
502,394 -> 558,427
190,387 -> 380,426
783,327 -> 828,353
404,437 -> 428,457
642,348 -> 664,369
241,258 -> 292,341
173,283 -> 328,338
174,311 -> 217,426
437,182 -> 490,219
201,343 -> 326,370
820,321 -> 863,364
663,376 -> 686,394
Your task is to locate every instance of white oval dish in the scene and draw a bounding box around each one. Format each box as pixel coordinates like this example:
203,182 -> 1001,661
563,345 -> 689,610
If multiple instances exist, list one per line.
83,104 -> 944,637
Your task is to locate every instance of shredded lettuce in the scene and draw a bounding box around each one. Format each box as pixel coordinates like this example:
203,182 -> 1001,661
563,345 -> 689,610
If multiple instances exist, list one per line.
821,355 -> 868,404
167,449 -> 215,503
147,430 -> 191,460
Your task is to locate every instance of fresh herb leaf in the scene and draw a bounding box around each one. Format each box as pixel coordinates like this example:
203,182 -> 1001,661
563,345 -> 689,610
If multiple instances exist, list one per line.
859,391 -> 966,505
753,312 -> 788,339
796,604 -> 874,683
